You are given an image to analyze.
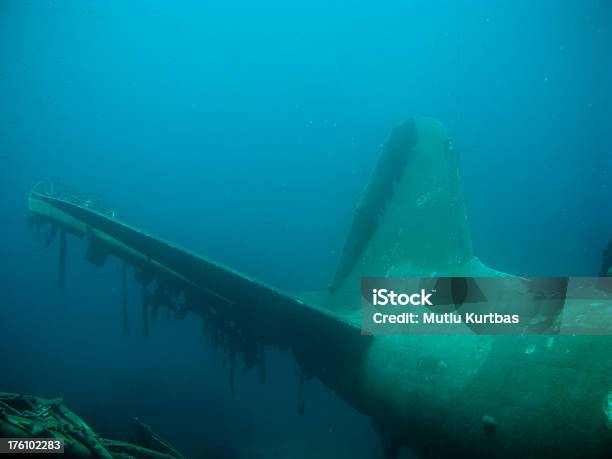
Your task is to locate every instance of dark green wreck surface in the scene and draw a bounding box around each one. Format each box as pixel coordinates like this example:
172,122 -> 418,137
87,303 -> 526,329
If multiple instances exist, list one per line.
25,117 -> 612,458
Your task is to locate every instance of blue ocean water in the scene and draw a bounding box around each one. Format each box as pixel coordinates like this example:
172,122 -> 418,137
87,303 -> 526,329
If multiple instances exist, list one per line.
0,1 -> 610,457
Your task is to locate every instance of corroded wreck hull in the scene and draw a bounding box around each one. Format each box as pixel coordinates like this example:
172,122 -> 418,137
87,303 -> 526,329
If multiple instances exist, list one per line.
27,117 -> 612,458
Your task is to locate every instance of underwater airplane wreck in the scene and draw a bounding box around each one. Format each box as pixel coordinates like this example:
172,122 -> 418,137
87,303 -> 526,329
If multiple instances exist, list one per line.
25,116 -> 612,458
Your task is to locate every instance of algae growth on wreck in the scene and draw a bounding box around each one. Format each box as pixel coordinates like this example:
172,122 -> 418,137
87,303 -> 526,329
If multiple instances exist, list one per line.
1,1 -> 611,458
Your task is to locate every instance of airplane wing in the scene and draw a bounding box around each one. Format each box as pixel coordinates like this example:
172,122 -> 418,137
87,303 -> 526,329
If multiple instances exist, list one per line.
27,184 -> 362,353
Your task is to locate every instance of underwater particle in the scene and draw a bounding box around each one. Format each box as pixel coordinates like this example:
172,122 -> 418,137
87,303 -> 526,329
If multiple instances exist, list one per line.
603,391 -> 612,429
545,337 -> 554,349
524,345 -> 536,355
481,415 -> 497,433
415,193 -> 431,207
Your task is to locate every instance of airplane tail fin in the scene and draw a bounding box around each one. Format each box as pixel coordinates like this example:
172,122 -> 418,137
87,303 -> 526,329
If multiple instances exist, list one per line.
329,116 -> 475,296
